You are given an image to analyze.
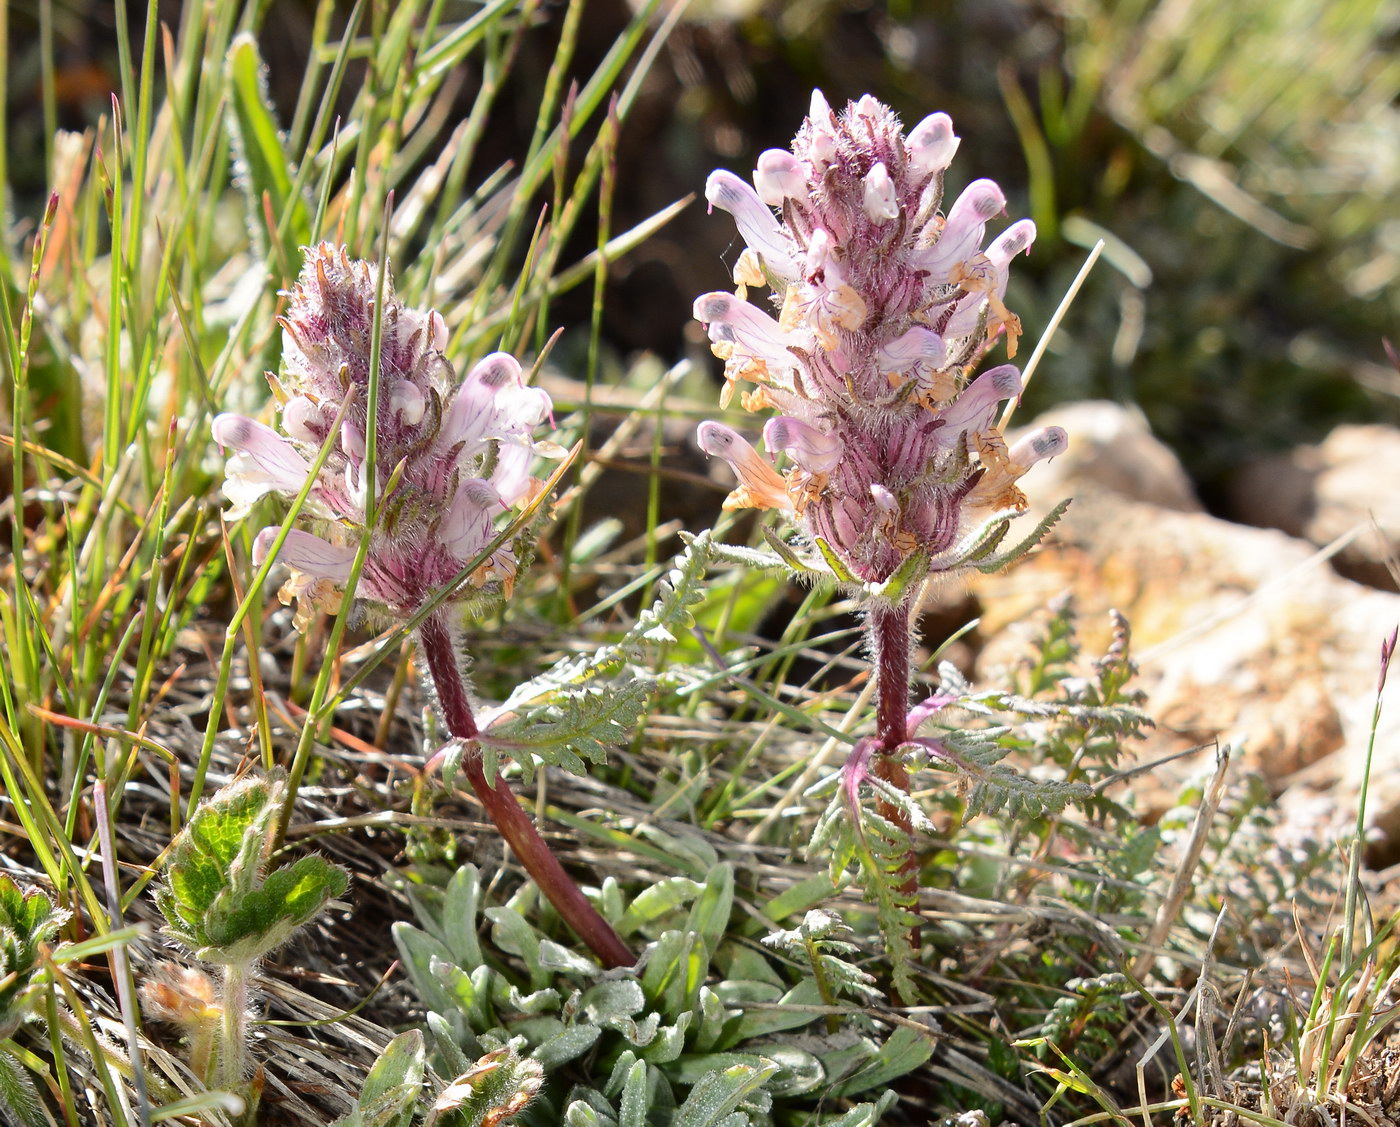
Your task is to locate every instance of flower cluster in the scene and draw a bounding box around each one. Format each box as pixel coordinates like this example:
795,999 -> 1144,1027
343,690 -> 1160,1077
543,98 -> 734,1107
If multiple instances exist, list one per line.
213,243 -> 552,622
695,92 -> 1066,587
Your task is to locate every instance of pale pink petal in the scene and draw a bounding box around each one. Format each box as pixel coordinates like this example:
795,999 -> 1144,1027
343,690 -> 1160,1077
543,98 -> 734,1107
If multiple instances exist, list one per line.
907,113 -> 959,175
869,483 -> 898,512
440,478 -> 501,562
466,351 -> 524,391
806,90 -> 838,167
253,527 -> 356,582
694,292 -> 796,367
878,327 -> 946,375
391,380 -> 426,425
705,170 -> 797,278
987,218 -> 1037,266
863,162 -> 898,223
1008,426 -> 1068,468
754,149 -> 806,206
282,396 -> 325,443
489,444 -> 532,507
763,416 -> 842,473
697,421 -> 793,512
212,413 -> 313,518
937,365 -> 1022,440
919,179 -> 1006,280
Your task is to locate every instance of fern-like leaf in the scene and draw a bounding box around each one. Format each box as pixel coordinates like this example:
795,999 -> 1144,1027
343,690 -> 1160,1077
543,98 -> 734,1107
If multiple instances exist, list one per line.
486,680 -> 652,784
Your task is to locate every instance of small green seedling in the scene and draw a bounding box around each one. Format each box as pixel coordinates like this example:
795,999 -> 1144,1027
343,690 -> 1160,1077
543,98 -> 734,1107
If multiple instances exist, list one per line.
152,770 -> 348,1104
0,877 -> 69,1127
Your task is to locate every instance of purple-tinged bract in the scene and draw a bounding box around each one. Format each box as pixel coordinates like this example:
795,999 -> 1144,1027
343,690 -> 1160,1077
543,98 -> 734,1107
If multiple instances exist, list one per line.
696,92 -> 1065,587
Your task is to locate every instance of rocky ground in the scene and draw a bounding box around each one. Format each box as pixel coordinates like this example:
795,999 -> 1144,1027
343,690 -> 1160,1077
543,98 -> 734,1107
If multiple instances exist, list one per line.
964,401 -> 1400,870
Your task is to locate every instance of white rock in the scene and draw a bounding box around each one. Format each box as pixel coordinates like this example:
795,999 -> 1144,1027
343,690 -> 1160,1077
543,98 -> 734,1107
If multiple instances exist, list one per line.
1012,400 -> 1200,513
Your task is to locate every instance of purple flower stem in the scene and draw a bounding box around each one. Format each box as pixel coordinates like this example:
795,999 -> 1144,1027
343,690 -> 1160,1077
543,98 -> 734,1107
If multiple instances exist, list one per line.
869,600 -> 922,957
417,612 -> 633,970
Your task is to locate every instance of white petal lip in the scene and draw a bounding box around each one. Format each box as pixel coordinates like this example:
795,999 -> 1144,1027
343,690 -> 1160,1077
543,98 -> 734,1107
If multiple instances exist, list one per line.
489,444 -> 532,507
705,170 -> 797,278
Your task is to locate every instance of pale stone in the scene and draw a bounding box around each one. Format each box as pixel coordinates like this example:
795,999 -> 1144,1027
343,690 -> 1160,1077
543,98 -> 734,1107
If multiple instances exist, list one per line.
1227,423 -> 1400,589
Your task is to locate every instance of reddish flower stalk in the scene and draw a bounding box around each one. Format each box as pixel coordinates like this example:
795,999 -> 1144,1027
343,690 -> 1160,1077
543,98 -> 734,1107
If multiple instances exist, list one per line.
870,602 -> 918,919
213,244 -> 631,968
417,612 -> 632,969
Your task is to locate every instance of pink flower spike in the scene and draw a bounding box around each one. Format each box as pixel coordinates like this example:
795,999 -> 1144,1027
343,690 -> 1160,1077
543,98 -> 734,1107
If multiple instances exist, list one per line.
754,149 -> 806,206
763,416 -> 842,473
694,93 -> 1049,585
907,112 -> 959,175
705,170 -> 797,278
212,413 -> 313,519
697,421 -> 794,511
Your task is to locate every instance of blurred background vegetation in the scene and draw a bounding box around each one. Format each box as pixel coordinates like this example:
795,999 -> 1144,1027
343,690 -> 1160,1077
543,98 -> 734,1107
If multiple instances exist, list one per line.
8,0 -> 1398,502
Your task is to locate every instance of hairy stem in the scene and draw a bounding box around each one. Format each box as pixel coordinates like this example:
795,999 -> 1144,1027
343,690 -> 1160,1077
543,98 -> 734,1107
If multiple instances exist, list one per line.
217,961 -> 249,1094
417,611 -> 633,969
869,601 -> 920,951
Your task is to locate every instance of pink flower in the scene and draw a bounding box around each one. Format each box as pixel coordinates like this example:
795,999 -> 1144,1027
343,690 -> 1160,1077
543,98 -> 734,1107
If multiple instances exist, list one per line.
696,92 -> 1064,586
214,244 -> 552,620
